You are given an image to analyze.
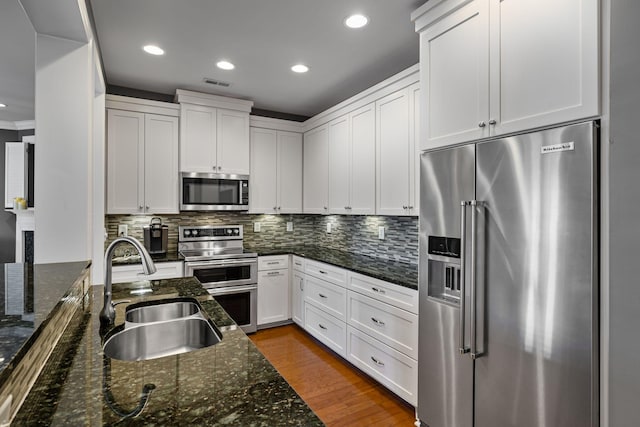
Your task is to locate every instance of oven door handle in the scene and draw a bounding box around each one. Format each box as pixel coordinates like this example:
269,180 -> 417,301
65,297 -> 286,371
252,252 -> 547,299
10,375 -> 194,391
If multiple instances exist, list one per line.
186,259 -> 257,268
207,285 -> 258,295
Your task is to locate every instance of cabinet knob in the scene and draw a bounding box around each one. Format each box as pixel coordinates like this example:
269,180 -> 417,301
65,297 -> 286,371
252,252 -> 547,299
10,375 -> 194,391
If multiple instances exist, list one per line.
402,205 -> 408,210
478,121 -> 486,128
273,206 -> 277,211
145,206 -> 150,210
212,165 -> 216,170
408,206 -> 414,209
139,205 -> 143,210
323,206 -> 327,210
488,119 -> 497,125
218,166 -> 222,170
277,206 -> 281,210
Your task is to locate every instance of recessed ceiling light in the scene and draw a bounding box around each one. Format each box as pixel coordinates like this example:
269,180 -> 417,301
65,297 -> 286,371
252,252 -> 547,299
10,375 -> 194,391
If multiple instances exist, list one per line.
217,60 -> 235,70
0,103 -> 6,108
143,45 -> 164,55
291,64 -> 309,73
345,14 -> 368,29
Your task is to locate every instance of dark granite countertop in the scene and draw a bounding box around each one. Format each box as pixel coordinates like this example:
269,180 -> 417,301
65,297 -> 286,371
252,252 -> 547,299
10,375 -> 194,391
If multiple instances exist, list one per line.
247,245 -> 418,290
0,261 -> 91,379
14,277 -> 323,426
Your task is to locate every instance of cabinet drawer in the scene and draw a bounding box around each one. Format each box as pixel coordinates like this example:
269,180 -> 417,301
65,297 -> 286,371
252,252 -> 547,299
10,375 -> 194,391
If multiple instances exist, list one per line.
347,271 -> 418,314
347,326 -> 417,406
347,291 -> 418,359
305,276 -> 347,321
291,255 -> 305,272
258,255 -> 289,271
112,261 -> 183,284
305,303 -> 346,358
305,260 -> 347,287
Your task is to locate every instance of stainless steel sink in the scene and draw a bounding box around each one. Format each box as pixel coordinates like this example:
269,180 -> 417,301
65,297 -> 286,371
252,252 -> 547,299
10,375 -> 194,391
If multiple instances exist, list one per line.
103,317 -> 222,361
125,299 -> 200,324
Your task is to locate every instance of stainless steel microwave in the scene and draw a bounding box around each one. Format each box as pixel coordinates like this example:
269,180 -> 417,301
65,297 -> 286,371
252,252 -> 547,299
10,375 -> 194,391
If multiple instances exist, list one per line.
180,172 -> 249,211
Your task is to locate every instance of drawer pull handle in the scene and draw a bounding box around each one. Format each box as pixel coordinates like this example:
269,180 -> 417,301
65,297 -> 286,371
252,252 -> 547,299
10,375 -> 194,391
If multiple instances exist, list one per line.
267,261 -> 279,265
267,271 -> 280,276
319,270 -> 327,275
371,287 -> 386,294
319,324 -> 327,330
371,317 -> 385,326
371,356 -> 385,367
318,293 -> 328,299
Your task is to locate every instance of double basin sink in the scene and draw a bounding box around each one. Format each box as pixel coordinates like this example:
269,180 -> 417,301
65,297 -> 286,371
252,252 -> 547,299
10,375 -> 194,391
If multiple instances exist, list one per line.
103,298 -> 222,361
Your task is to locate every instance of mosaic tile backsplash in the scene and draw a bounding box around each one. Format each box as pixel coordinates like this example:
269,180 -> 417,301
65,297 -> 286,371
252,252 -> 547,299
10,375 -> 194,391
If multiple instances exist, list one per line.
105,213 -> 418,264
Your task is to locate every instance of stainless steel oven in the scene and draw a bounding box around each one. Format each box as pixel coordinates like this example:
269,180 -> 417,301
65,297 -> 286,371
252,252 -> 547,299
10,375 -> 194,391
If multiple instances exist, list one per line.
180,225 -> 258,334
180,172 -> 249,211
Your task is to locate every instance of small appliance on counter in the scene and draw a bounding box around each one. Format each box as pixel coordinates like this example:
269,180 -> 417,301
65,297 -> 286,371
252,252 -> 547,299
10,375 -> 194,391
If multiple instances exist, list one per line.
143,217 -> 168,255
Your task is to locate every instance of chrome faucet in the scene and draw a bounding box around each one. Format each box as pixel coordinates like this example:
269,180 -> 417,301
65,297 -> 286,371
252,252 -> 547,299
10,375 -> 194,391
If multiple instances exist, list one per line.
100,236 -> 157,326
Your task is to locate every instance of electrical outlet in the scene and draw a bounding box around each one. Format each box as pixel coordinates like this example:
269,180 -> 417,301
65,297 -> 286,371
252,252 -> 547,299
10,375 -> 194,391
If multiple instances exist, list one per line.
286,221 -> 293,232
253,222 -> 261,232
378,226 -> 385,240
326,222 -> 332,233
118,224 -> 128,237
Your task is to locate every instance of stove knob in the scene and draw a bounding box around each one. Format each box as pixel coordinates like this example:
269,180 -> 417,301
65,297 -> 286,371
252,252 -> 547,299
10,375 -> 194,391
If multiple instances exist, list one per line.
233,229 -> 240,235
184,230 -> 191,236
226,229 -> 232,235
192,230 -> 198,236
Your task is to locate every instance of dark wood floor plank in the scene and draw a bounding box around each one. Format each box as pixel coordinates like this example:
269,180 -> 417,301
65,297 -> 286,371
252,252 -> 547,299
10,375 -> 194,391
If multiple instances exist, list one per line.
250,324 -> 415,426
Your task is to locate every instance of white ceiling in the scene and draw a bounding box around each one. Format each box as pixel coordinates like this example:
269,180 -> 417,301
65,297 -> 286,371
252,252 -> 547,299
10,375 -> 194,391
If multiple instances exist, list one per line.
90,0 -> 422,118
0,0 -> 35,123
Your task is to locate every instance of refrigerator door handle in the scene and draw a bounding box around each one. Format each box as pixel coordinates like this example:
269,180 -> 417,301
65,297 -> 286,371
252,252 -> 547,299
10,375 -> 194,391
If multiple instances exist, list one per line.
470,199 -> 482,359
459,201 -> 470,355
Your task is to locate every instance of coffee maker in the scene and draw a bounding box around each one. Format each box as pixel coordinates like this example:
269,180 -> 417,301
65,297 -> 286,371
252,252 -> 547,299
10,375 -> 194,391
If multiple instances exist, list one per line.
143,217 -> 168,255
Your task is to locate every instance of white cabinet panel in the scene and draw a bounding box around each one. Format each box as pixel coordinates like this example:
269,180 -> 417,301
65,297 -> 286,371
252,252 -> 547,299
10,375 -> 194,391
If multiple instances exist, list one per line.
305,302 -> 347,358
291,270 -> 305,327
291,255 -> 305,272
277,131 -> 303,213
349,103 -> 376,215
180,104 -> 217,172
144,114 -> 179,213
249,128 -> 278,213
347,271 -> 418,314
347,290 -> 419,359
257,269 -> 290,326
305,275 -> 347,322
303,125 -> 329,214
347,326 -> 418,406
217,109 -> 250,174
258,255 -> 289,271
304,260 -> 347,287
328,115 -> 350,214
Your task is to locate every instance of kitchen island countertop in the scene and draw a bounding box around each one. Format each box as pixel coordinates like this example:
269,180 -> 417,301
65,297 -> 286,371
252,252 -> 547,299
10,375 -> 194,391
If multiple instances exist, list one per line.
13,277 -> 323,426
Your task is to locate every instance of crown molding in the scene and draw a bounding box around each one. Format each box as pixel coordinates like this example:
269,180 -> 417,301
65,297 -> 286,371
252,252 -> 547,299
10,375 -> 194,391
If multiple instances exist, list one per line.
0,120 -> 35,131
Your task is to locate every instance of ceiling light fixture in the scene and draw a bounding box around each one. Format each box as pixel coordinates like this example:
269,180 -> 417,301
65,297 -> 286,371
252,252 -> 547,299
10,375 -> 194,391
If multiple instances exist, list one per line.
0,103 -> 6,108
216,60 -> 235,70
143,45 -> 164,55
291,64 -> 309,73
345,14 -> 369,29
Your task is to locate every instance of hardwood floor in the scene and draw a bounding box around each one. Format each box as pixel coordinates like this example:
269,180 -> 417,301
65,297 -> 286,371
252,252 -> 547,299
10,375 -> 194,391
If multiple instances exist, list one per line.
250,324 -> 416,426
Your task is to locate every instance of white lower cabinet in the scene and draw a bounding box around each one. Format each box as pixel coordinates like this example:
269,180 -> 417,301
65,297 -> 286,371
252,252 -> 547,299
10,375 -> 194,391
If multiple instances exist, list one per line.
304,302 -> 347,358
112,261 -> 183,284
347,326 -> 418,406
257,264 -> 290,328
291,270 -> 305,327
347,290 -> 418,359
304,276 -> 347,322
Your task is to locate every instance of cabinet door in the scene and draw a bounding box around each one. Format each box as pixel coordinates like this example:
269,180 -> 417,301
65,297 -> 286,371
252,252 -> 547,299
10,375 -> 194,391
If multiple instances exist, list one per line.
257,269 -> 290,326
349,103 -> 376,215
217,109 -> 250,175
144,114 -> 179,214
408,83 -> 420,216
328,114 -> 350,214
107,109 -> 144,214
180,103 -> 216,172
376,89 -> 410,216
489,0 -> 598,136
249,128 -> 278,214
419,0 -> 489,149
291,271 -> 305,327
277,131 -> 303,213
303,125 -> 329,214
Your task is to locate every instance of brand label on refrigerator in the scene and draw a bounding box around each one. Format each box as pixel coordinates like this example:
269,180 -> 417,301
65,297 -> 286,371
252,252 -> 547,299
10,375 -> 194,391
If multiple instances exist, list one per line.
541,142 -> 574,154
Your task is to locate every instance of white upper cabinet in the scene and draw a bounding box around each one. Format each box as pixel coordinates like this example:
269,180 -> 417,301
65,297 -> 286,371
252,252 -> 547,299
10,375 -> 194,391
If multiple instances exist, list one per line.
303,125 -> 329,214
376,88 -> 418,216
176,89 -> 253,174
328,104 -> 376,215
106,98 -> 179,214
413,0 -> 598,149
250,122 -> 303,214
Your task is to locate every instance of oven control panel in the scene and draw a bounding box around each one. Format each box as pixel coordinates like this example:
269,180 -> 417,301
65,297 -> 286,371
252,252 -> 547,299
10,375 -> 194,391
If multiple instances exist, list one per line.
179,225 -> 243,241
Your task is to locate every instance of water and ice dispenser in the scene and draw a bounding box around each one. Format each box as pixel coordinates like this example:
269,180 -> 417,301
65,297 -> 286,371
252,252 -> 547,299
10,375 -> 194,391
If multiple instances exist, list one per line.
427,236 -> 462,303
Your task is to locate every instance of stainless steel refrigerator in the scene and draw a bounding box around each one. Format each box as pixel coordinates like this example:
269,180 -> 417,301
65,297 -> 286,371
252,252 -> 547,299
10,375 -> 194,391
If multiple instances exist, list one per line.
417,121 -> 599,427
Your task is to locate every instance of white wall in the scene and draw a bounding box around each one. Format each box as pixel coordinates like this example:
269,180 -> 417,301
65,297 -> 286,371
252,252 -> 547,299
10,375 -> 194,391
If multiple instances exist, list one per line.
33,34 -> 93,263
